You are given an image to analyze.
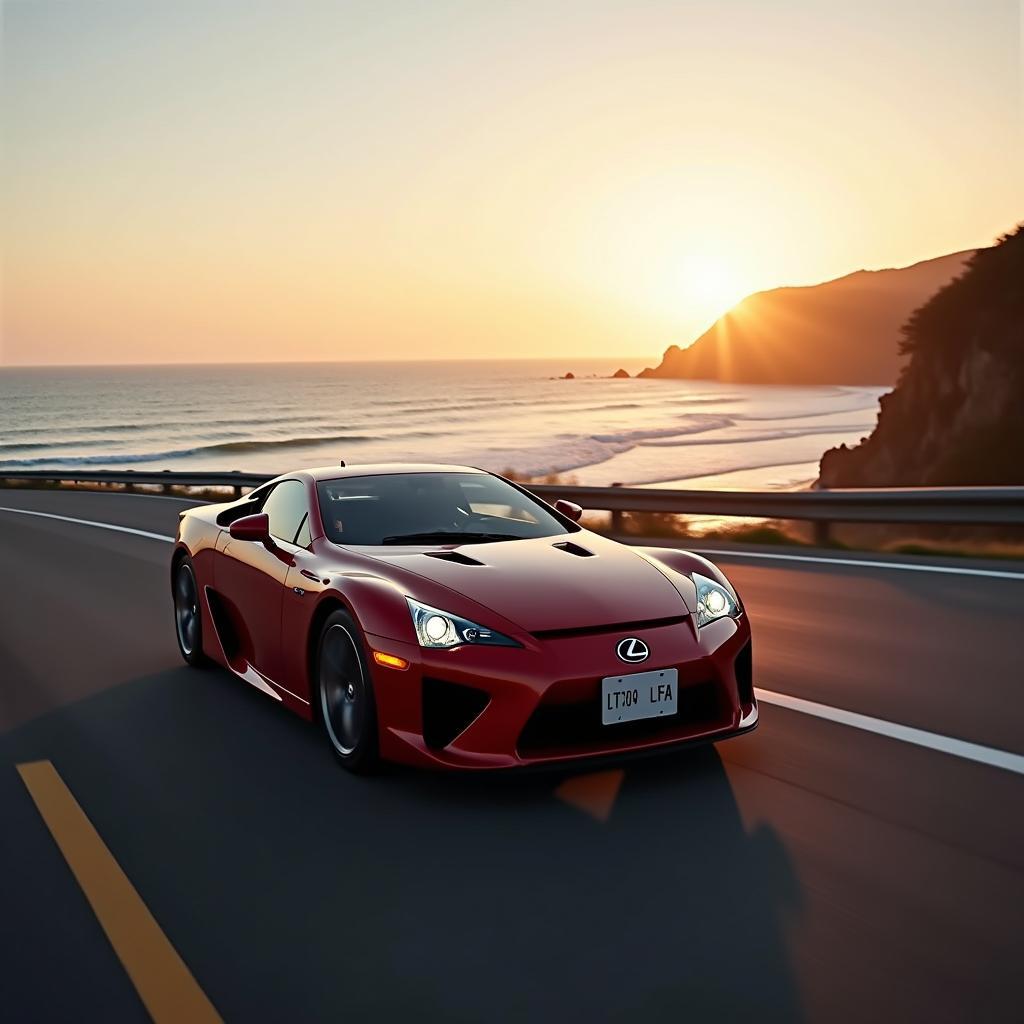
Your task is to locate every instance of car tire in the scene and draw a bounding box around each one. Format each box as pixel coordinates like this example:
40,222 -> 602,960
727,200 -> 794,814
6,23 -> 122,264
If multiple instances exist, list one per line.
316,608 -> 380,773
172,556 -> 209,667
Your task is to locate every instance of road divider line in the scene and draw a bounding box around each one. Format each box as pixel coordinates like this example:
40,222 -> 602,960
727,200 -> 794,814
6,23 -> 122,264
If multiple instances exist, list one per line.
694,547 -> 1024,580
16,761 -> 222,1023
0,506 -> 174,543
754,688 -> 1024,775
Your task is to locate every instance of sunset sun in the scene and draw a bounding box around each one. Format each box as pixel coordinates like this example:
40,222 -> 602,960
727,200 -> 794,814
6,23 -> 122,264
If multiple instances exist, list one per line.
663,250 -> 745,323
677,255 -> 747,323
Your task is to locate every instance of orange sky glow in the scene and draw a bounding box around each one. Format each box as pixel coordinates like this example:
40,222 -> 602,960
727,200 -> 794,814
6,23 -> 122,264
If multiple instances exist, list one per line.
2,0 -> 1021,366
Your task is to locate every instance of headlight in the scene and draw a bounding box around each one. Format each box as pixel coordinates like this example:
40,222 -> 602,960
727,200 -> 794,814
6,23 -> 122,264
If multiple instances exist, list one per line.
693,572 -> 740,628
406,598 -> 520,649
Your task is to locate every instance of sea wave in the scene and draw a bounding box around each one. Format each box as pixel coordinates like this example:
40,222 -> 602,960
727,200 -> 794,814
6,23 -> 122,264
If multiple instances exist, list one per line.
0,439 -> 125,453
443,418 -> 738,480
639,422 -> 874,448
0,412 -> 331,440
590,416 -> 735,444
0,433 -> 381,468
207,435 -> 379,453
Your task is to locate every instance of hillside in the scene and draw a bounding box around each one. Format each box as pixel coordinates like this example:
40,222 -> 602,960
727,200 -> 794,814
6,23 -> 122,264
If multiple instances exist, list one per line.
819,226 -> 1023,487
639,249 -> 974,386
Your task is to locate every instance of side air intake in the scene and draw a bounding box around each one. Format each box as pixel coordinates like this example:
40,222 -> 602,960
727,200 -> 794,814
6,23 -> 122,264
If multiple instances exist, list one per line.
422,678 -> 491,748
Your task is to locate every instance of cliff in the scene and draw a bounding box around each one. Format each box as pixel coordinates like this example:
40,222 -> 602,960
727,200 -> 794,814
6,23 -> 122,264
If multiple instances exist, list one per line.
819,226 -> 1023,487
639,249 -> 973,386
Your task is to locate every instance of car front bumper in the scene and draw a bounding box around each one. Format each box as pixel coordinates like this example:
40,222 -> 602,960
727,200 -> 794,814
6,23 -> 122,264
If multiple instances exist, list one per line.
366,613 -> 754,771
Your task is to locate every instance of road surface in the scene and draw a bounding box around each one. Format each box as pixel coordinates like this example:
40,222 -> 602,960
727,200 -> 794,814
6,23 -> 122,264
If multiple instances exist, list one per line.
1,489 -> 1021,1023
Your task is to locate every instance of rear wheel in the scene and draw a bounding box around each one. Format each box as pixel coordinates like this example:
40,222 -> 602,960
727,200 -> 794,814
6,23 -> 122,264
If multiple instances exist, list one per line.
317,609 -> 380,773
172,557 -> 208,667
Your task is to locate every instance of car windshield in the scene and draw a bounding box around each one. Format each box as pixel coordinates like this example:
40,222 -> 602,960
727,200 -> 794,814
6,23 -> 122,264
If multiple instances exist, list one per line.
316,472 -> 572,546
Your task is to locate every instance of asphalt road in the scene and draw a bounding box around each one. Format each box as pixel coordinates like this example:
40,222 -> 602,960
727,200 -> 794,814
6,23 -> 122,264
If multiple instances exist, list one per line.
1,489 -> 1022,1023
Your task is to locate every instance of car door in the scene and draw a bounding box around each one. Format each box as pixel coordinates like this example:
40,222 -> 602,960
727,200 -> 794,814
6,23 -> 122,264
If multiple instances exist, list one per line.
280,511 -> 332,706
216,479 -> 309,685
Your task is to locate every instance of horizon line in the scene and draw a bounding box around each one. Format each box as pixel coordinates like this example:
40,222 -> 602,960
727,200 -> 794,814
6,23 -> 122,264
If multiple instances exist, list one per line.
0,355 -> 653,371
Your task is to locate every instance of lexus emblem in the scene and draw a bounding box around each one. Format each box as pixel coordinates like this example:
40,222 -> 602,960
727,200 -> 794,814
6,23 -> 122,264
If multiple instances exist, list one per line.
616,637 -> 649,664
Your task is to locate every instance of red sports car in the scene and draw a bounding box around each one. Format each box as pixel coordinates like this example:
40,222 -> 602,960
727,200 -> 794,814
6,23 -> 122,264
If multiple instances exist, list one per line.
171,464 -> 756,771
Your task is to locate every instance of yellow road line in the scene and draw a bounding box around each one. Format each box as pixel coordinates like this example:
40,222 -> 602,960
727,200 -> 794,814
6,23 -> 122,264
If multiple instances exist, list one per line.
16,760 -> 222,1024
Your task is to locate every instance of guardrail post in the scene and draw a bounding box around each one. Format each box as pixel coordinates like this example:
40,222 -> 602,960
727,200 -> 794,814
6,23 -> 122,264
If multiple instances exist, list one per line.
610,482 -> 624,533
813,520 -> 832,546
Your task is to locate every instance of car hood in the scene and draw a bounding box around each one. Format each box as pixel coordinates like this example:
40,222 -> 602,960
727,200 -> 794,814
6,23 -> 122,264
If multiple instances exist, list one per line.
360,531 -> 691,633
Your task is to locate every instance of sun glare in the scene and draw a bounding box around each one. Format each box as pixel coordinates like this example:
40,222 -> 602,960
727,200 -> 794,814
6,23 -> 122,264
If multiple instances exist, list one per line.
679,256 -> 746,321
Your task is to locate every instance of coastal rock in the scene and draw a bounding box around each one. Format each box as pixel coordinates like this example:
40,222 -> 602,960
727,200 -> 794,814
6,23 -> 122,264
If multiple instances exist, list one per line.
640,249 -> 973,386
818,225 -> 1023,486
611,368 -> 630,379
561,371 -> 575,379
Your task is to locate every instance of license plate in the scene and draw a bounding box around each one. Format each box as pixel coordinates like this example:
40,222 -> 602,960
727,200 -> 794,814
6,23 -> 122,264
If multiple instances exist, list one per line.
601,668 -> 679,725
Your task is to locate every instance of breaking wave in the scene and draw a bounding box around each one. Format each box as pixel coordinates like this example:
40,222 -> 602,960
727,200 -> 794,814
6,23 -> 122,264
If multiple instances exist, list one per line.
0,433 -> 380,468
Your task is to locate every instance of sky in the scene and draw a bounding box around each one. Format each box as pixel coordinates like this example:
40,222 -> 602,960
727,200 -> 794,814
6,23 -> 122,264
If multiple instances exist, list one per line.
2,0 -> 1021,366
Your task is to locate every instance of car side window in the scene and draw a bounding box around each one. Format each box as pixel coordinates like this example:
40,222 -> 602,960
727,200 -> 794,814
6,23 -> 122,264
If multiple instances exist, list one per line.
294,513 -> 311,548
216,485 -> 271,527
261,480 -> 309,543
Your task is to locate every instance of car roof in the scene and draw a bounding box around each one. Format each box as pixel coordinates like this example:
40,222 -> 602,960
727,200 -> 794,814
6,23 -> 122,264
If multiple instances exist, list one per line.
299,463 -> 488,483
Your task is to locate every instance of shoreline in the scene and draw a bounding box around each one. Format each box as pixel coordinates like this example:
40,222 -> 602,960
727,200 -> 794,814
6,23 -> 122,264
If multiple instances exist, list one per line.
0,365 -> 882,492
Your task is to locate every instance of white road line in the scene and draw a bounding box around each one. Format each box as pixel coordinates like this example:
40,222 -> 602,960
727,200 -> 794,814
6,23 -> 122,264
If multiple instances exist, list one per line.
694,547 -> 1024,581
3,503 -> 1023,774
0,506 -> 174,543
755,687 -> 1024,776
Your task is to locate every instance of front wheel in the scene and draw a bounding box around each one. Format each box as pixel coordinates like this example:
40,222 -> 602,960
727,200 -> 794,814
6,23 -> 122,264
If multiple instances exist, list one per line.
172,557 -> 208,667
316,609 -> 380,773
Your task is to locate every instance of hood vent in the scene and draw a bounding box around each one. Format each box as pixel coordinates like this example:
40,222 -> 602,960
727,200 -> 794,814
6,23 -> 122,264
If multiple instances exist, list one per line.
552,541 -> 595,558
424,550 -> 484,566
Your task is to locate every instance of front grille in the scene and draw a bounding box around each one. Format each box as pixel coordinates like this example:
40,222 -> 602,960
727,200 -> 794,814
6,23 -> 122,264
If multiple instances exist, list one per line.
422,677 -> 490,749
517,679 -> 724,756
530,615 -> 688,642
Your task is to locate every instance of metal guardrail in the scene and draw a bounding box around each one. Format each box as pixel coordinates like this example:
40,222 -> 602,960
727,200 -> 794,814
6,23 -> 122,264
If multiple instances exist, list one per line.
1,469 -> 1022,542
529,482 -> 1024,543
528,483 -> 1024,525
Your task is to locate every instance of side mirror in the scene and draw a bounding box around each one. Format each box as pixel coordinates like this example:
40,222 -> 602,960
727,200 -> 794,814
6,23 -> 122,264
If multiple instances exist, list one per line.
553,499 -> 583,523
229,512 -> 272,543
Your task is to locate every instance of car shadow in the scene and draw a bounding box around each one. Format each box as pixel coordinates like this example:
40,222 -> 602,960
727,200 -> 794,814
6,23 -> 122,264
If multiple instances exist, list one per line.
1,665 -> 804,1023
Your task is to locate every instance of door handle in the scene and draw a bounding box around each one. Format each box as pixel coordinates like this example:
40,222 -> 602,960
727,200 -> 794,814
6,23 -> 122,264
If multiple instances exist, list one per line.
300,569 -> 322,582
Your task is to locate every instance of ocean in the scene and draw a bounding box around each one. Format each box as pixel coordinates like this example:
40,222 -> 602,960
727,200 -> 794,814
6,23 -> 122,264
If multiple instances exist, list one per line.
0,361 -> 885,490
